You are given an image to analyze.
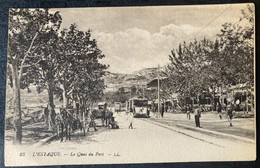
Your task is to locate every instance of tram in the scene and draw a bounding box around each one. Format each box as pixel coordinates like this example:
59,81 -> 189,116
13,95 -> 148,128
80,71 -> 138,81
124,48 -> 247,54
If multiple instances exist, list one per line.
114,102 -> 121,112
127,97 -> 149,118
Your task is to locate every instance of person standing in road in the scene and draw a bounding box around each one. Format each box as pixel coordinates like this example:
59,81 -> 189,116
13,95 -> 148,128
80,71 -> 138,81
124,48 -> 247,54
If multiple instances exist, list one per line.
161,103 -> 164,118
194,104 -> 201,128
88,113 -> 97,131
227,102 -> 234,126
186,104 -> 191,120
101,108 -> 106,127
127,112 -> 134,129
216,102 -> 222,119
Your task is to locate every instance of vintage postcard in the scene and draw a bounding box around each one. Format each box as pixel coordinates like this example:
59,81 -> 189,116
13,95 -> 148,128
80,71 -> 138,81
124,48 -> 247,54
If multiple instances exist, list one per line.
5,3 -> 255,166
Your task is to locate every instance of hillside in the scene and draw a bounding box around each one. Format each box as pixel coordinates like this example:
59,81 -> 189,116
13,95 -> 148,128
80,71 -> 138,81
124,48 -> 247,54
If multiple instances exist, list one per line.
104,67 -> 162,92
5,67 -> 161,113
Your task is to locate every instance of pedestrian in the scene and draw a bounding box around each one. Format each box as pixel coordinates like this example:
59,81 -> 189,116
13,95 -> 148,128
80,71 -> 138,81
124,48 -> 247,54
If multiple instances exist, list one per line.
216,102 -> 222,119
227,102 -> 234,126
101,109 -> 106,127
194,104 -> 201,127
161,103 -> 164,118
88,113 -> 97,131
186,104 -> 191,120
147,107 -> 150,117
127,112 -> 134,129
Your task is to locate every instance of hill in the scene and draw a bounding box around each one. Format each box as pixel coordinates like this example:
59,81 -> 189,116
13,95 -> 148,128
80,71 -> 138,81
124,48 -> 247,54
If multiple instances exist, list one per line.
104,67 -> 161,92
5,67 -> 161,113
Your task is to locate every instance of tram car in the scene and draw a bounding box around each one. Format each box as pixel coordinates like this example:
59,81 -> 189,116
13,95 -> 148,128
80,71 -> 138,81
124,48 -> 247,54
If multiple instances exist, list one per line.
114,102 -> 121,112
127,97 -> 149,118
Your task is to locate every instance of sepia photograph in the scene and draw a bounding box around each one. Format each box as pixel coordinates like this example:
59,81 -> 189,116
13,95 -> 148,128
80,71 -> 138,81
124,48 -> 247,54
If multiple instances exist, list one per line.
4,3 -> 255,166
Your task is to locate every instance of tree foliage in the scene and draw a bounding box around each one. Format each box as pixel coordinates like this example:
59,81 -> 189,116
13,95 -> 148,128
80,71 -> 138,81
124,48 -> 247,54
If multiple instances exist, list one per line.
58,24 -> 108,108
8,8 -> 62,143
166,39 -> 213,99
7,8 -> 108,142
165,5 -> 254,105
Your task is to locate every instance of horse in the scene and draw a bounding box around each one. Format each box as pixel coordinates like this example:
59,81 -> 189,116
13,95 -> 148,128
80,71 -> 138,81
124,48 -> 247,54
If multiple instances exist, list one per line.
56,108 -> 73,141
87,114 -> 97,131
105,111 -> 113,127
56,107 -> 89,141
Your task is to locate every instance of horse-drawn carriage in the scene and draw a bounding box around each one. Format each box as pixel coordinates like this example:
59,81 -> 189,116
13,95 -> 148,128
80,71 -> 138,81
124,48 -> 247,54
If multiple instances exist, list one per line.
96,102 -> 119,129
54,102 -> 119,142
55,107 -> 88,141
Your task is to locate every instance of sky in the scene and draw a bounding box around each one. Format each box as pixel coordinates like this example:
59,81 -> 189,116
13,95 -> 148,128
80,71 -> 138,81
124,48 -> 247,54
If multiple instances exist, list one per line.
51,3 -> 251,74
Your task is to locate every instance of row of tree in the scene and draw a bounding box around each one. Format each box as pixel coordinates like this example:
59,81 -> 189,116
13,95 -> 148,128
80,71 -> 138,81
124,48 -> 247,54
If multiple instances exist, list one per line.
103,86 -> 149,105
164,5 -> 254,106
8,9 -> 107,143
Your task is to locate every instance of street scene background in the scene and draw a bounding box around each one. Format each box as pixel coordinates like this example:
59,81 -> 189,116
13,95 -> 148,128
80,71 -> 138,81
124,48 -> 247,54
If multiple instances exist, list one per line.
5,4 -> 255,166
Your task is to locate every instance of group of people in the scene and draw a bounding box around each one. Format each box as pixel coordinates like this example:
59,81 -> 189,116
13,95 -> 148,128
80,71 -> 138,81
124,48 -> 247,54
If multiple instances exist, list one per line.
185,102 -> 235,128
216,102 -> 234,126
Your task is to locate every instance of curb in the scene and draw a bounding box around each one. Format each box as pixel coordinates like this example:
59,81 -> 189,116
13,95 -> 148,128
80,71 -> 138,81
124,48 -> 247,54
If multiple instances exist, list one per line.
145,117 -> 255,144
149,113 -> 255,144
175,124 -> 255,144
142,118 -> 225,147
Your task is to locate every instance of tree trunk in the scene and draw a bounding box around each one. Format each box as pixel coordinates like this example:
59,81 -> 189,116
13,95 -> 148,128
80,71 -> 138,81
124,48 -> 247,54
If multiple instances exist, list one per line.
47,80 -> 55,131
11,63 -> 22,144
246,89 -> 248,113
197,94 -> 200,105
73,100 -> 76,109
251,90 -> 253,112
164,99 -> 166,113
83,100 -> 86,136
220,85 -> 223,104
61,84 -> 68,108
212,85 -> 215,111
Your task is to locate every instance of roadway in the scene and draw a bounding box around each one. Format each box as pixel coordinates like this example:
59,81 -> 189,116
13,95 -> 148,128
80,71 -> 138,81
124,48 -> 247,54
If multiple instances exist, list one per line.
5,111 -> 256,166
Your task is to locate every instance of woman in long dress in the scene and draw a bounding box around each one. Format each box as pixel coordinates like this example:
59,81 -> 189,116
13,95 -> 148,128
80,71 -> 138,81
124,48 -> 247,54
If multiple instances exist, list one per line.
127,112 -> 134,129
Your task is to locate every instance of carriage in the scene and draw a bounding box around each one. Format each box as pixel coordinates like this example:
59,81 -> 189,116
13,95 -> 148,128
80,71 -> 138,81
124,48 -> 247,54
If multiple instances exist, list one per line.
97,102 -> 119,128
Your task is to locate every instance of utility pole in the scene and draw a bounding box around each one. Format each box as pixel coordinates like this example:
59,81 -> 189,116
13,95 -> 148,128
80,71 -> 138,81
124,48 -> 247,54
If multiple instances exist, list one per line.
157,64 -> 160,117
142,85 -> 144,98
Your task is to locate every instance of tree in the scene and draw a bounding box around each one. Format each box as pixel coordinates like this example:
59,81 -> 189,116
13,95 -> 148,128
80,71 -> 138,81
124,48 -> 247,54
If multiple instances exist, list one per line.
8,8 -> 62,143
165,39 -> 214,106
35,30 -> 61,130
130,86 -> 137,97
216,4 -> 254,87
165,5 -> 254,109
56,24 -> 108,113
115,87 -> 129,103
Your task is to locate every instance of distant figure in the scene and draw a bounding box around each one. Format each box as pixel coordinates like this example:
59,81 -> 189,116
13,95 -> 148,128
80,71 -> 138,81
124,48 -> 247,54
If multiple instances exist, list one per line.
194,105 -> 201,128
105,111 -> 113,127
227,102 -> 234,126
147,107 -> 150,117
153,105 -> 156,116
161,104 -> 164,117
216,102 -> 222,119
101,109 -> 106,127
127,112 -> 134,129
108,115 -> 119,129
88,113 -> 97,131
186,104 -> 191,120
